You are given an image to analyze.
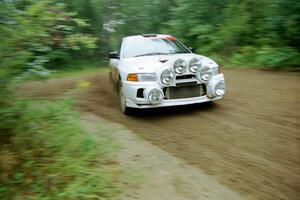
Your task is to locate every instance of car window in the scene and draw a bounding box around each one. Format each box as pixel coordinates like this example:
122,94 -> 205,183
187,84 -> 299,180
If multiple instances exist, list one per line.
122,37 -> 190,58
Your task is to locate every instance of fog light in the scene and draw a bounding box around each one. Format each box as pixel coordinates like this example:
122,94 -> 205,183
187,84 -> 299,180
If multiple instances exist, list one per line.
148,89 -> 163,104
161,69 -> 175,85
200,66 -> 213,81
214,82 -> 225,96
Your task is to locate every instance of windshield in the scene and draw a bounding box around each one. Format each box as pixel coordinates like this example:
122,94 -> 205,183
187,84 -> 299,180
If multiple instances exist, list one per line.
122,37 -> 191,58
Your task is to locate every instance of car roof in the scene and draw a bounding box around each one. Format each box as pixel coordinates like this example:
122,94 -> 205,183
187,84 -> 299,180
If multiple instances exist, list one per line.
123,34 -> 175,40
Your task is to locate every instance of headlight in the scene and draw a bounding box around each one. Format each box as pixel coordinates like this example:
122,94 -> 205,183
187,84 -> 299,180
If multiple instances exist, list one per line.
188,58 -> 202,73
138,73 -> 157,81
161,69 -> 175,85
148,89 -> 163,104
200,66 -> 213,81
127,73 -> 157,82
214,81 -> 225,96
173,59 -> 187,74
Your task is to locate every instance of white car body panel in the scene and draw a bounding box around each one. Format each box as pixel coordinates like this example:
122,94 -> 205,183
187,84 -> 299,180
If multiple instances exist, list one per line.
109,34 -> 226,110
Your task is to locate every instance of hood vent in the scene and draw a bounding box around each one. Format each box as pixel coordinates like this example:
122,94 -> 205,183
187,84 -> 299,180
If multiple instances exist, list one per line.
159,58 -> 169,63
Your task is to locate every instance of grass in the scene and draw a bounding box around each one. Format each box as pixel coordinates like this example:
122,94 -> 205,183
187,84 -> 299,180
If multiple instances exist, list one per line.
50,67 -> 108,78
10,60 -> 109,86
0,99 -> 120,200
49,60 -> 109,79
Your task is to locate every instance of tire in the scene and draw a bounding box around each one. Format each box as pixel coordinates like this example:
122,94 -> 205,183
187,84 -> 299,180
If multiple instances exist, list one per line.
109,71 -> 113,83
109,72 -> 119,91
204,101 -> 213,106
118,83 -> 132,115
202,101 -> 214,108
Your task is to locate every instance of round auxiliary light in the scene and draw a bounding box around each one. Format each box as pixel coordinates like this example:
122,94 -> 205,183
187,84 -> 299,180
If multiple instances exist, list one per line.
161,69 -> 175,85
148,89 -> 163,104
189,58 -> 202,73
200,66 -> 213,81
173,59 -> 187,74
214,82 -> 226,96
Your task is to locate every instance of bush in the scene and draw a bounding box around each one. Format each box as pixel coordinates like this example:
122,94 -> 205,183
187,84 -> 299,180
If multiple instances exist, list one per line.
227,46 -> 300,68
255,46 -> 300,68
230,46 -> 257,67
0,99 -> 119,200
0,0 -> 97,82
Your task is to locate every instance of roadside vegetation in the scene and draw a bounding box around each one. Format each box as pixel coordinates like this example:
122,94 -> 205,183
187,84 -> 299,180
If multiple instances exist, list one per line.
48,60 -> 107,79
0,1 -> 116,199
0,99 -> 119,199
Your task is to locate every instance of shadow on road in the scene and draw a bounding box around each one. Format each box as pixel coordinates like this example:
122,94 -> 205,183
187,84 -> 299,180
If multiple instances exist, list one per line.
130,102 -> 218,118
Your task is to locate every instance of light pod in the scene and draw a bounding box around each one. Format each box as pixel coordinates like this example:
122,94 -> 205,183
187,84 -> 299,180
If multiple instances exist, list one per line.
173,59 -> 187,74
200,66 -> 213,81
214,81 -> 226,96
161,69 -> 175,85
189,58 -> 202,73
144,88 -> 164,104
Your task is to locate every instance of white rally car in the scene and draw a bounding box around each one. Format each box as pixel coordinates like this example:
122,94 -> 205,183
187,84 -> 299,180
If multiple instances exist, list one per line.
109,34 -> 226,114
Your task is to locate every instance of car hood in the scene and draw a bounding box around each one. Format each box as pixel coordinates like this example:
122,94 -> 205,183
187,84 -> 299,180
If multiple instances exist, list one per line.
119,53 -> 216,73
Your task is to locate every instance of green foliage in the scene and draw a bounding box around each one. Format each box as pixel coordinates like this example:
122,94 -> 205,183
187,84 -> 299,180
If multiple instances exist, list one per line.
0,0 -> 100,124
165,0 -> 300,68
59,0 -> 300,68
1,0 -> 299,85
0,99 -> 119,199
255,46 -> 300,68
66,34 -> 97,50
0,0 -> 97,83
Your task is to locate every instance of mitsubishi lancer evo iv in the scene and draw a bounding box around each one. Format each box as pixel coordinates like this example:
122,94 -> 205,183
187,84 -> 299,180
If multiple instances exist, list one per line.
109,34 -> 226,114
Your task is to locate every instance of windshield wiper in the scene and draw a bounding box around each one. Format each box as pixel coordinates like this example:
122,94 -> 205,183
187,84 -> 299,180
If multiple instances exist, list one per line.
134,52 -> 170,57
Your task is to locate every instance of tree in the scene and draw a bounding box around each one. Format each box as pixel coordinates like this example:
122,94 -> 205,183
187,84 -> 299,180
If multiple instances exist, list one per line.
0,0 -> 97,79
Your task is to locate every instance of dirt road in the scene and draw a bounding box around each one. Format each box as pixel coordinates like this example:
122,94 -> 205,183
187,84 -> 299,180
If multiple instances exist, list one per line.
20,68 -> 300,200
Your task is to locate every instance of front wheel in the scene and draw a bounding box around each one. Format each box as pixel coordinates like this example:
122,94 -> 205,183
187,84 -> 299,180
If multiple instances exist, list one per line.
119,83 -> 132,115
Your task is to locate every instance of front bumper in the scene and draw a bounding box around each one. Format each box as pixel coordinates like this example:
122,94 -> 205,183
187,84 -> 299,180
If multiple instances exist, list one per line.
122,73 -> 225,109
126,95 -> 221,108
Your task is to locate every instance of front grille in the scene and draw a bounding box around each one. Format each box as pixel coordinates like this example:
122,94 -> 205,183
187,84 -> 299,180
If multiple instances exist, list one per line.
163,84 -> 206,99
176,74 -> 195,80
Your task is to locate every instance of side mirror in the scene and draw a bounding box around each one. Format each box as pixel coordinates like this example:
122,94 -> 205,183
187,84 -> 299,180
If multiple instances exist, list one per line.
188,47 -> 195,53
109,51 -> 119,59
